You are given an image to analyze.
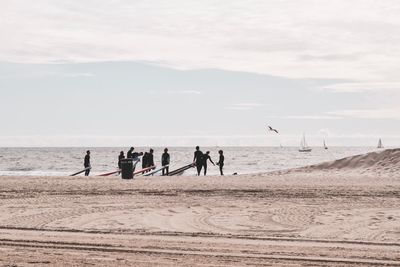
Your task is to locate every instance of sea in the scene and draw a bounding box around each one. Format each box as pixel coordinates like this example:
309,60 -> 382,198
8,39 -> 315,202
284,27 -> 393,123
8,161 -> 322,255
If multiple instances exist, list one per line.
0,147 -> 382,176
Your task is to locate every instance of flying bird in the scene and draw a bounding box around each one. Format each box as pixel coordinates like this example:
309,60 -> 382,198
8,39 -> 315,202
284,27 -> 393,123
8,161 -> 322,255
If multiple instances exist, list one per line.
268,126 -> 279,134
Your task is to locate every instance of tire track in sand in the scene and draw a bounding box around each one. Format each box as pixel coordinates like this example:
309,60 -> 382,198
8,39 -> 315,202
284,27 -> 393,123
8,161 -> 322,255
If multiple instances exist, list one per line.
0,237 -> 399,266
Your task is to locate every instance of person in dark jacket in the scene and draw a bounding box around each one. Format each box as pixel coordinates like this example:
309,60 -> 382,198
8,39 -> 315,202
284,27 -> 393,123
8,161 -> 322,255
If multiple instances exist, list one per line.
147,148 -> 155,169
142,152 -> 149,169
161,148 -> 170,175
193,146 -> 203,176
202,151 -> 215,176
84,150 -> 91,176
216,150 -> 224,175
127,147 -> 134,159
118,151 -> 125,169
141,149 -> 155,173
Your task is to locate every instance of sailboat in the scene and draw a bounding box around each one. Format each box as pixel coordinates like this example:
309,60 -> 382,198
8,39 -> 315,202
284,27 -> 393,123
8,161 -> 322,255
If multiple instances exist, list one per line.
377,138 -> 384,149
323,139 -> 328,150
299,133 -> 312,152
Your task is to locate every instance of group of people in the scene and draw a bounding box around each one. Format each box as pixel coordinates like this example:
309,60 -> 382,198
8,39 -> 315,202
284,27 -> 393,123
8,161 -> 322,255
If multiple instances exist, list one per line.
193,146 -> 225,176
83,146 -> 225,176
118,147 -> 169,174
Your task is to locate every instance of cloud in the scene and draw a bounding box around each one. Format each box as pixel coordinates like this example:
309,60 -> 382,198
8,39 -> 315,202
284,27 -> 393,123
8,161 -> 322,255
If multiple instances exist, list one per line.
63,73 -> 95,77
322,82 -> 400,92
327,108 -> 400,120
168,90 -> 202,95
1,0 -> 400,82
298,53 -> 363,62
284,115 -> 341,120
225,103 -> 262,110
266,115 -> 340,120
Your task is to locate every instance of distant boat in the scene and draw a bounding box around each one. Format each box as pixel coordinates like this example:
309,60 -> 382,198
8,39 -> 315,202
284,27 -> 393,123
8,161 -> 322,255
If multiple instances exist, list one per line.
323,139 -> 328,150
299,133 -> 312,152
377,138 -> 384,149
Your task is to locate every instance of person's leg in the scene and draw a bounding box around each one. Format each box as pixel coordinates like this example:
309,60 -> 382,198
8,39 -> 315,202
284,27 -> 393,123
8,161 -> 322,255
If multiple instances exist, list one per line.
85,168 -> 90,176
166,166 -> 169,175
204,164 -> 207,176
220,164 -> 224,175
162,167 -> 165,176
196,164 -> 202,175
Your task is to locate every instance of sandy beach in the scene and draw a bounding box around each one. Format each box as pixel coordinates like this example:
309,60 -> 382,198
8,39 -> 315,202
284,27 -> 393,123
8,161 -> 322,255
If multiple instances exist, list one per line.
0,150 -> 399,266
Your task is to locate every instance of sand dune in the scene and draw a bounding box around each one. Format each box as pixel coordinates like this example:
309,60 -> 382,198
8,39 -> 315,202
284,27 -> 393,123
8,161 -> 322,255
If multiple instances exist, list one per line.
294,148 -> 400,176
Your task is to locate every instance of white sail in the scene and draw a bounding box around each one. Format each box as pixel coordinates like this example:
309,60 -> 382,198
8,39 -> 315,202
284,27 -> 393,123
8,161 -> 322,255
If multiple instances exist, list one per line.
299,133 -> 312,152
377,138 -> 383,149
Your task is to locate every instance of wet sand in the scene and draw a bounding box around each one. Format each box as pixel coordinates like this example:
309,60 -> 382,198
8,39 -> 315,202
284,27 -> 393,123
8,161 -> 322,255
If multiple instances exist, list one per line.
0,168 -> 399,266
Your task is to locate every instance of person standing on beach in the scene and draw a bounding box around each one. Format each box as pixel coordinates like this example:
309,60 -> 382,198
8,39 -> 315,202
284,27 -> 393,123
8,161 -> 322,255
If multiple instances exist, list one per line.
84,150 -> 91,176
161,148 -> 170,175
148,148 -> 155,168
142,149 -> 155,173
142,152 -> 149,169
216,150 -> 224,175
127,147 -> 134,159
202,151 -> 215,176
118,151 -> 125,170
193,146 -> 204,176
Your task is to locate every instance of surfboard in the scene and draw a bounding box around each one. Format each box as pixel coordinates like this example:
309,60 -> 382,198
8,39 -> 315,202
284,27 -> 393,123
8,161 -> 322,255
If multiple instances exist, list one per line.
143,165 -> 169,176
99,170 -> 120,177
133,165 -> 156,176
168,163 -> 195,176
70,167 -> 91,176
132,159 -> 140,170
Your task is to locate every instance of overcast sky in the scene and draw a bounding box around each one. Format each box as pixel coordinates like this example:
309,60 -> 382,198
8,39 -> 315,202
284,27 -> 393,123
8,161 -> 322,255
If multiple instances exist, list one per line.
1,0 -> 400,146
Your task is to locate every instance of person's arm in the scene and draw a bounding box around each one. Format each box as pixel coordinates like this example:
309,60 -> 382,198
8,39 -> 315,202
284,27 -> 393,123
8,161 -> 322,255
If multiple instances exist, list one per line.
209,157 -> 215,165
193,152 -> 196,163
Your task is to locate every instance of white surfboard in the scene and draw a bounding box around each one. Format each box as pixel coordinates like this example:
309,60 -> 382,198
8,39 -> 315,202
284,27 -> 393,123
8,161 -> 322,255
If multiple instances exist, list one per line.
143,165 -> 169,176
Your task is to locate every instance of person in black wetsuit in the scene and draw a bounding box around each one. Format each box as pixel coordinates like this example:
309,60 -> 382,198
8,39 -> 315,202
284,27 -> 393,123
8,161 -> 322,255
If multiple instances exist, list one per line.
127,147 -> 134,159
84,150 -> 91,176
193,146 -> 203,176
142,152 -> 149,169
142,149 -> 155,173
118,151 -> 125,170
216,150 -> 224,175
161,148 -> 170,175
202,151 -> 215,176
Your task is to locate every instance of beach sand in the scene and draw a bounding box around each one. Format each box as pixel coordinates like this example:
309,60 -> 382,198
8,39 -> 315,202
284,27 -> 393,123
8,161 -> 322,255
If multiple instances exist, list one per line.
0,150 -> 399,266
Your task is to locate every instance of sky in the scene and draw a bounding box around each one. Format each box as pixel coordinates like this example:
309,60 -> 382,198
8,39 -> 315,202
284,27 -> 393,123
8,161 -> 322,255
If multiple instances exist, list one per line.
1,0 -> 400,147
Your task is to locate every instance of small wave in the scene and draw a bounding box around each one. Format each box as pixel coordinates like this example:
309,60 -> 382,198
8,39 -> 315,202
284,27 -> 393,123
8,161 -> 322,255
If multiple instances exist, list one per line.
6,167 -> 36,172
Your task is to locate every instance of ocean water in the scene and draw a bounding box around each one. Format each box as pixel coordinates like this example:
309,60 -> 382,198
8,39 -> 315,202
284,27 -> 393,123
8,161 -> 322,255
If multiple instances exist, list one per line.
0,147 -> 382,177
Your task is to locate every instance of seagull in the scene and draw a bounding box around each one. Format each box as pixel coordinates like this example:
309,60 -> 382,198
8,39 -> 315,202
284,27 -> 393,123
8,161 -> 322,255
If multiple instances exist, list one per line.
268,126 -> 279,133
